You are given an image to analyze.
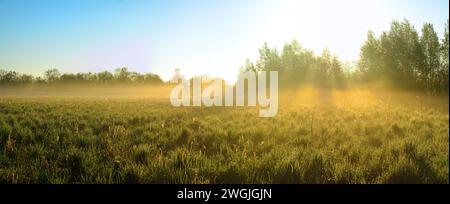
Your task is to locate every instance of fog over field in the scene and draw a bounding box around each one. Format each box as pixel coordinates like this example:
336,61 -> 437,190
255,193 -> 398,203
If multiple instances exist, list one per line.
0,0 -> 448,184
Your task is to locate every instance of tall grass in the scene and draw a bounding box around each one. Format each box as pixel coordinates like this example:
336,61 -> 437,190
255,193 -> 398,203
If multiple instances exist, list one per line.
0,87 -> 448,183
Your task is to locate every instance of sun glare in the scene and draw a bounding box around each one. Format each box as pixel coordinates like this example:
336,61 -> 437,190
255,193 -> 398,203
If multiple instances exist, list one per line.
261,0 -> 387,61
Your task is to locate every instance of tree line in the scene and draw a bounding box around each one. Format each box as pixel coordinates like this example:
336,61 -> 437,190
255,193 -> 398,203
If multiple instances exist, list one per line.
357,19 -> 449,94
242,40 -> 347,88
1,18 -> 448,93
0,67 -> 163,85
243,19 -> 449,93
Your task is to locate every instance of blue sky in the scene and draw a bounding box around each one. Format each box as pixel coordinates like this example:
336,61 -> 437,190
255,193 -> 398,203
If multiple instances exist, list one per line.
0,0 -> 448,81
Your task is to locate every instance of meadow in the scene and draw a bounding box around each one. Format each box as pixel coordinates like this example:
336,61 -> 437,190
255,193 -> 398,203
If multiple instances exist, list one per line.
0,86 -> 448,184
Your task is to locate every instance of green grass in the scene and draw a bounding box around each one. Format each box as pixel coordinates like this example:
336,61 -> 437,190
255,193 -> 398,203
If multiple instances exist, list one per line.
0,88 -> 448,184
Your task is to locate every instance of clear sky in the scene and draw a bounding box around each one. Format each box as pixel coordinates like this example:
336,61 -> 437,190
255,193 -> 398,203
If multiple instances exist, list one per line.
0,0 -> 448,81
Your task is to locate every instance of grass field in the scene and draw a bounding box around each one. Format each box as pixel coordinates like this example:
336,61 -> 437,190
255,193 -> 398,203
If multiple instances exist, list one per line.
0,86 -> 448,184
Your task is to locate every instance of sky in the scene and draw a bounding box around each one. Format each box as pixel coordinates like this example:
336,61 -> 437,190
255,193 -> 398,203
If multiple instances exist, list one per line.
0,0 -> 449,82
